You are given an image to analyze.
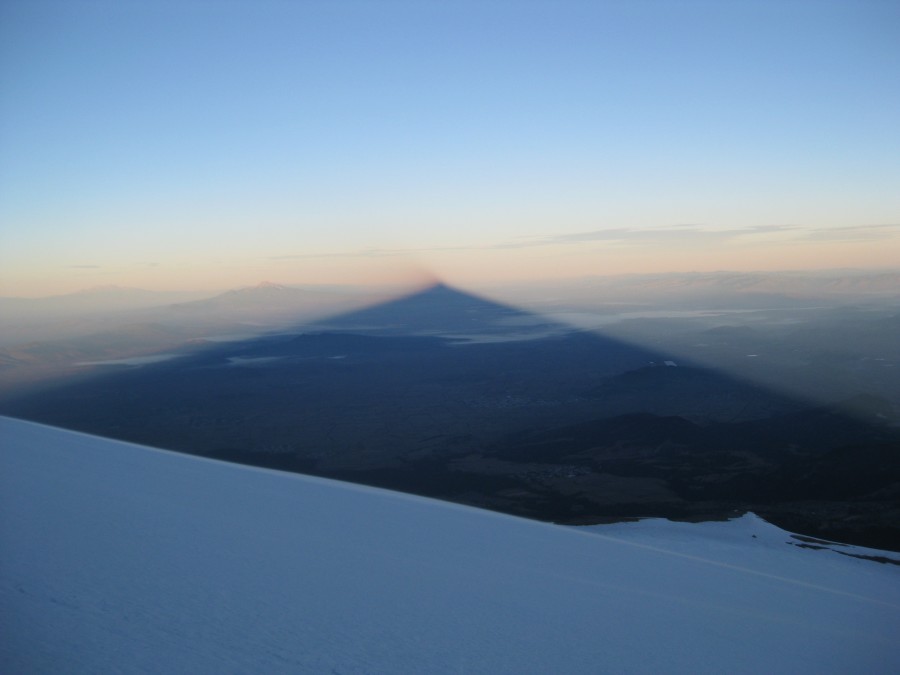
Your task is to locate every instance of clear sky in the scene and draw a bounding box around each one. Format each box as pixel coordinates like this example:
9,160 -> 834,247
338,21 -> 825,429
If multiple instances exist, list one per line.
1,0 -> 898,296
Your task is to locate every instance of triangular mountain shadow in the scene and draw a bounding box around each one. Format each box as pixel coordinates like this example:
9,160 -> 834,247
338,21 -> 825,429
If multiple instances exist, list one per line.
305,282 -> 556,336
3,281 -> 898,550
2,280 -> 800,426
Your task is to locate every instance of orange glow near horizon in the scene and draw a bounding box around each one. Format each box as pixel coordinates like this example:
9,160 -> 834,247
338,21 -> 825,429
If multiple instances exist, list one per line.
2,234 -> 898,298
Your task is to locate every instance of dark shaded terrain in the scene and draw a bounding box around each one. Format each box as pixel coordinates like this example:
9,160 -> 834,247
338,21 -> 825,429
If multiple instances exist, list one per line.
2,284 -> 898,550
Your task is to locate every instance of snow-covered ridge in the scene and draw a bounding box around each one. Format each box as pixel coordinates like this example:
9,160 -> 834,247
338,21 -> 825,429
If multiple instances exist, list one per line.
1,417 -> 898,674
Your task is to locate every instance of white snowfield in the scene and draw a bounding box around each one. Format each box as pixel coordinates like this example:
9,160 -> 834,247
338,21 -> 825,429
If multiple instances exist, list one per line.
1,417 -> 898,674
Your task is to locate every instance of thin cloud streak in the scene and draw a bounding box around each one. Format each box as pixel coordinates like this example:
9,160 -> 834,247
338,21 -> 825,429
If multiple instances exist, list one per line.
542,224 -> 800,246
268,224 -> 815,260
803,224 -> 900,242
269,244 -> 483,260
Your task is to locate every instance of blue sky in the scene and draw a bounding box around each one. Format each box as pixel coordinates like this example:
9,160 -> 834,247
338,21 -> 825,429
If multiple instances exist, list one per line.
1,0 -> 898,295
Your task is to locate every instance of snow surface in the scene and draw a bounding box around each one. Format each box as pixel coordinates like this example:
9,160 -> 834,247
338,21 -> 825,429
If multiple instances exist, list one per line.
2,417 -> 898,674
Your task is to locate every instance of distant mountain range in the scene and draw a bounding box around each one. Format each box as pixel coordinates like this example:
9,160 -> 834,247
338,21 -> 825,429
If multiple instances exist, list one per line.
0,285 -> 209,314
0,281 -> 376,316
5,268 -> 897,312
167,281 -> 350,313
0,281 -> 386,348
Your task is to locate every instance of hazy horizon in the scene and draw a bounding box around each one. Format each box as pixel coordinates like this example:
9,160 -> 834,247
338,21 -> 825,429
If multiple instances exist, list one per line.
2,265 -> 898,301
2,1 -> 898,297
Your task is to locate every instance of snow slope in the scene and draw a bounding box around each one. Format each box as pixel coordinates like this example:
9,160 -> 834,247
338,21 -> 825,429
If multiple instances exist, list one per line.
1,417 -> 898,674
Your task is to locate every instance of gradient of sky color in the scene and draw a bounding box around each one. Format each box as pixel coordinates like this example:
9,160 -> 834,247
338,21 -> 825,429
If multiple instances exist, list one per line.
1,0 -> 898,296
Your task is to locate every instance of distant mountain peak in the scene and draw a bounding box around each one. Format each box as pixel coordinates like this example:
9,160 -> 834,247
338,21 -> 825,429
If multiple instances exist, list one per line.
223,281 -> 291,297
168,280 -> 338,313
251,281 -> 288,291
